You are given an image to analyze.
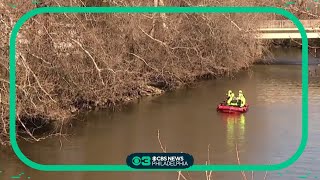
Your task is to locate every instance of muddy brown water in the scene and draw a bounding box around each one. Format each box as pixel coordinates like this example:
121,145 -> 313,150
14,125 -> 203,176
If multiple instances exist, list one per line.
1,47 -> 320,180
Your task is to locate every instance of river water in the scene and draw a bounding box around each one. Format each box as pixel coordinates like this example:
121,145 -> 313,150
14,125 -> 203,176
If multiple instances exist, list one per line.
1,47 -> 320,180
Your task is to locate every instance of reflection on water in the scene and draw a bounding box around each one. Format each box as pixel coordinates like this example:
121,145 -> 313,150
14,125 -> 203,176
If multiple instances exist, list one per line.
253,65 -> 302,105
268,47 -> 320,65
256,80 -> 302,104
309,65 -> 320,77
221,113 -> 246,151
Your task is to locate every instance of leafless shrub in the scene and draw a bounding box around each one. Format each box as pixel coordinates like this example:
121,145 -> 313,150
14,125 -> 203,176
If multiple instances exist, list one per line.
0,0 -> 274,145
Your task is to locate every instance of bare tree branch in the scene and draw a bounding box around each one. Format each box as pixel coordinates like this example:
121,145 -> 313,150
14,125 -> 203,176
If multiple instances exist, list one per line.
71,38 -> 107,85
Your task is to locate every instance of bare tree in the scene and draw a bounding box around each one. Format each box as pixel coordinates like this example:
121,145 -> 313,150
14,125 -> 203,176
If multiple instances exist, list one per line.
0,0 -> 271,145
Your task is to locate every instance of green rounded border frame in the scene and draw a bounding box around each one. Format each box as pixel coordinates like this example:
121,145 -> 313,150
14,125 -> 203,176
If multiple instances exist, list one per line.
9,6 -> 309,172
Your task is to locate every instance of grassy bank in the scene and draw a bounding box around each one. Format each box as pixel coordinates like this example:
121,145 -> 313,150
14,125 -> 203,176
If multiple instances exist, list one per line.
0,0 -> 278,145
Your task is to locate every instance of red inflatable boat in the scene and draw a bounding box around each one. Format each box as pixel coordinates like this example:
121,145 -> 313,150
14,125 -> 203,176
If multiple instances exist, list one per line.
216,103 -> 249,113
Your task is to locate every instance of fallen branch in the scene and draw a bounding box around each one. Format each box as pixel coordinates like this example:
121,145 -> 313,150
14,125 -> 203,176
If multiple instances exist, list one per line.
71,38 -> 106,85
236,144 -> 248,180
251,171 -> 254,180
263,170 -> 268,180
157,129 -> 167,153
138,26 -> 168,47
29,53 -> 52,65
222,14 -> 243,31
157,130 -> 188,180
129,52 -> 159,72
17,115 -> 42,142
205,144 -> 213,180
16,115 -> 68,143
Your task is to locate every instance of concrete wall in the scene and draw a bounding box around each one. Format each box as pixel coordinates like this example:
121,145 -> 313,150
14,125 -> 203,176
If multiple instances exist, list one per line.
258,20 -> 320,29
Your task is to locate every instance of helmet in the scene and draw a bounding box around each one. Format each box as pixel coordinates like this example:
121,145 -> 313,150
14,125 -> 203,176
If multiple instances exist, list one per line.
228,90 -> 232,94
239,90 -> 243,94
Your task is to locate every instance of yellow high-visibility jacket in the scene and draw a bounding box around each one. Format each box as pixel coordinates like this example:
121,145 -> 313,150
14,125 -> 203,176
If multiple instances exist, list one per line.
239,94 -> 246,107
227,93 -> 234,105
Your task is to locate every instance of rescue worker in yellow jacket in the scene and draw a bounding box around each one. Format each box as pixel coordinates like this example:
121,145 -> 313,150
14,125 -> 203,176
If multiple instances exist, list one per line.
225,90 -> 232,105
227,92 -> 239,106
227,92 -> 234,106
237,90 -> 246,107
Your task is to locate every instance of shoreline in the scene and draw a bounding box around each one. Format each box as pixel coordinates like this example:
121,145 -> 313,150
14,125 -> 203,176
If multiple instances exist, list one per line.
5,44 -> 320,147
8,47 -> 318,146
12,70 -> 231,145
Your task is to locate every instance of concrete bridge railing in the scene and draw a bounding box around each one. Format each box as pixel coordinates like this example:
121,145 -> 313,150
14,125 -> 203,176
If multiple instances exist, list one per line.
256,20 -> 320,39
258,20 -> 320,29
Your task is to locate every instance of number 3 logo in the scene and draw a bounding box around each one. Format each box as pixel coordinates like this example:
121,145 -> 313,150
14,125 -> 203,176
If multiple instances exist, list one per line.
141,156 -> 151,166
